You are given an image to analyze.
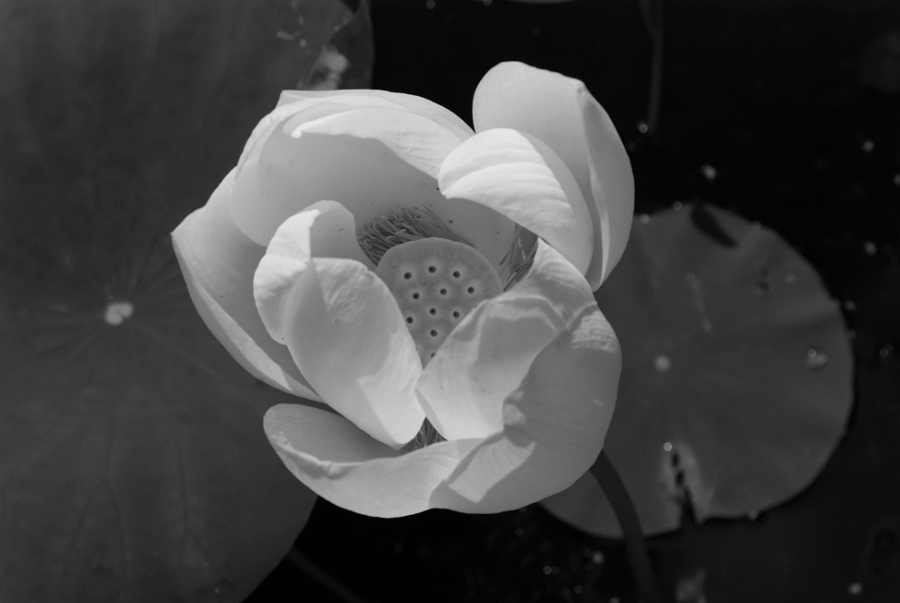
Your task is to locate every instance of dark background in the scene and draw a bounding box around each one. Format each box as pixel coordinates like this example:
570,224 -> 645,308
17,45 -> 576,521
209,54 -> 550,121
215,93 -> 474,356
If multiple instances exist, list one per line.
247,0 -> 900,601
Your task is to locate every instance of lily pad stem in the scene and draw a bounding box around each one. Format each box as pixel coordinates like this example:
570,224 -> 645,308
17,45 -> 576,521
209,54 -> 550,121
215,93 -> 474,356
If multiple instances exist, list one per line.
590,450 -> 661,603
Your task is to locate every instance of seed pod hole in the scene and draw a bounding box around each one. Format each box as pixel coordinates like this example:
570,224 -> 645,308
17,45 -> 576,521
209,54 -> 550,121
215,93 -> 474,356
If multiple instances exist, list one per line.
452,310 -> 460,319
428,265 -> 437,273
467,286 -> 475,294
404,272 -> 413,280
439,288 -> 448,296
412,291 -> 420,300
452,270 -> 461,278
430,329 -> 438,337
429,308 -> 437,315
406,316 -> 414,324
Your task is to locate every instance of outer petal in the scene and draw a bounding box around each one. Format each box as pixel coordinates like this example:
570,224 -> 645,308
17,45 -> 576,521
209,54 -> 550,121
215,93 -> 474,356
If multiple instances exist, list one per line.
288,107 -> 463,180
280,254 -> 425,448
253,201 -> 373,343
275,89 -> 475,141
472,61 -> 634,289
264,305 -> 620,516
264,404 -> 482,517
229,105 -> 512,272
439,128 -> 594,276
416,239 -> 596,441
171,169 -> 321,402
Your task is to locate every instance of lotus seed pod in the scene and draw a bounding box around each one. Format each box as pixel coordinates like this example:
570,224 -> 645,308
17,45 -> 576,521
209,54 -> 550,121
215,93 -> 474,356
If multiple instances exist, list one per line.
376,237 -> 503,366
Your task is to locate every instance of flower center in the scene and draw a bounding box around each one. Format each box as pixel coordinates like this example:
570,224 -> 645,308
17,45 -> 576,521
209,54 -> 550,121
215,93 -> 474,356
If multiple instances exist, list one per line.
357,204 -> 538,451
375,237 -> 503,366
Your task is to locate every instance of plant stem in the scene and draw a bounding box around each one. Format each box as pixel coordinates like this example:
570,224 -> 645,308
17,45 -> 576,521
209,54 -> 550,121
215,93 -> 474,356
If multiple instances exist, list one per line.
638,0 -> 664,135
287,548 -> 370,603
590,450 -> 661,603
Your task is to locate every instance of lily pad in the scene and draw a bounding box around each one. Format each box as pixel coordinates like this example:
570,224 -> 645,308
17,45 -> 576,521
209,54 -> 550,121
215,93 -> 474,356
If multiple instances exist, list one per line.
0,0 -> 373,600
542,203 -> 853,536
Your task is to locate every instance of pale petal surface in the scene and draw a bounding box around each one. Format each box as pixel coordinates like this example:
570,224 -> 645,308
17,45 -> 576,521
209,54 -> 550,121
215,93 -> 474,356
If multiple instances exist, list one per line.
171,169 -> 321,401
289,107 -> 464,179
264,305 -> 620,516
416,239 -> 597,441
276,89 -> 475,140
472,61 -> 634,288
279,253 -> 425,448
228,104 -> 509,267
439,128 -> 594,276
254,200 -> 373,343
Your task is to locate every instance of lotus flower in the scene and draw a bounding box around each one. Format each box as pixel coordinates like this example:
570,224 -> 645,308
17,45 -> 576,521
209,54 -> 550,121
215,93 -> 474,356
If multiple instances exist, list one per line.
172,61 -> 634,517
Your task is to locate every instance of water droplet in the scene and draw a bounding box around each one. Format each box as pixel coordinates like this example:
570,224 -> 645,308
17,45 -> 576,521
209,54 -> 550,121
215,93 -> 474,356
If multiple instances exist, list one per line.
542,566 -> 552,575
654,354 -> 672,372
751,221 -> 762,230
864,241 -> 877,255
425,0 -> 435,8
639,213 -> 650,224
514,527 -> 523,536
784,273 -> 796,284
637,121 -> 649,134
893,173 -> 900,186
673,201 -> 683,210
861,140 -> 874,152
848,582 -> 862,595
747,510 -> 759,520
103,301 -> 133,326
701,164 -> 717,181
663,442 -> 673,452
805,346 -> 828,370
844,300 -> 856,311
879,343 -> 895,362
592,551 -> 604,564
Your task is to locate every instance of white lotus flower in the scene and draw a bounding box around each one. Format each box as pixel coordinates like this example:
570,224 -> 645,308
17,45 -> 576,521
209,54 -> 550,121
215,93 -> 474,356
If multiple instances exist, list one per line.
172,61 -> 634,517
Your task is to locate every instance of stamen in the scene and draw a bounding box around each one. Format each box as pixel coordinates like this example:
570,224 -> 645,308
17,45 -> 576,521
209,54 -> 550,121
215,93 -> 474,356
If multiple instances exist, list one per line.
401,418 -> 446,452
357,205 -> 473,267
358,205 -> 538,293
498,223 -> 538,290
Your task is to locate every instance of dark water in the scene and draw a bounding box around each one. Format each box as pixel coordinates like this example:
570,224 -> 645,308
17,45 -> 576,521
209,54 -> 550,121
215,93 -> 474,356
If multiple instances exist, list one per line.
247,0 -> 900,602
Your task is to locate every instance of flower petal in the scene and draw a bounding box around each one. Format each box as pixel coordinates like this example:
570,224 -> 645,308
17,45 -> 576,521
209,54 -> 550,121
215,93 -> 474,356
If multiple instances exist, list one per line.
288,107 -> 463,180
253,201 -> 373,344
230,107 -> 510,269
438,128 -> 593,276
281,255 -> 425,448
431,305 -> 621,513
472,61 -> 634,288
264,404 -> 481,517
416,238 -> 597,441
277,89 -> 475,141
171,169 -> 321,401
265,304 -> 620,516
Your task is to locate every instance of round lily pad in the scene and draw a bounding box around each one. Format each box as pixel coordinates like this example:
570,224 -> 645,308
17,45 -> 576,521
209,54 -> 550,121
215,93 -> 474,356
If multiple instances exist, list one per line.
0,0 -> 374,599
542,203 -> 853,536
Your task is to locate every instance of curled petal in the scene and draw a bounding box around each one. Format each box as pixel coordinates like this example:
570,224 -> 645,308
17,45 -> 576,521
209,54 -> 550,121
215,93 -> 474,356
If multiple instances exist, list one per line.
171,169 -> 320,401
439,128 -> 593,276
254,201 -> 373,343
277,89 -> 475,140
433,306 -> 621,512
264,404 -> 481,517
417,239 -> 597,441
288,107 -> 464,179
472,61 -> 634,288
281,256 -> 425,448
265,305 -> 620,516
